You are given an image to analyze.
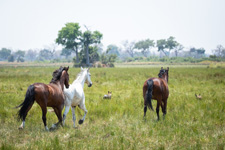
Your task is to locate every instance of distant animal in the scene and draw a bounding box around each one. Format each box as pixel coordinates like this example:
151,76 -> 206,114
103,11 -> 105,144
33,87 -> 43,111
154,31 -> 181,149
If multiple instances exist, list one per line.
195,94 -> 202,100
63,67 -> 92,128
16,66 -> 70,131
143,67 -> 169,120
103,91 -> 112,99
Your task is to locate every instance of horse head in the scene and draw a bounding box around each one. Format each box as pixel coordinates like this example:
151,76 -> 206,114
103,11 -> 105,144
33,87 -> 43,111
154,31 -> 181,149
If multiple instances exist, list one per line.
62,66 -> 70,89
158,67 -> 169,83
81,67 -> 92,87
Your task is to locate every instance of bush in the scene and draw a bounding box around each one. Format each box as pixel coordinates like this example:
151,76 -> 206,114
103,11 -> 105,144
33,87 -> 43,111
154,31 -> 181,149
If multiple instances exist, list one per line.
108,63 -> 115,67
126,57 -> 134,62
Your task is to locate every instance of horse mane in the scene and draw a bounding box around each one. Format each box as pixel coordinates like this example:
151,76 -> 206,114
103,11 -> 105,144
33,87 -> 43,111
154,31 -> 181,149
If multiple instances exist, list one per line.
76,70 -> 85,78
72,70 -> 86,83
158,69 -> 166,78
50,67 -> 65,84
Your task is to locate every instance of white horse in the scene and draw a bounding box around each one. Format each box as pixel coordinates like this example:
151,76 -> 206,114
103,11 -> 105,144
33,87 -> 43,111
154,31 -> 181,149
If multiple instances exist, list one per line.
63,67 -> 92,127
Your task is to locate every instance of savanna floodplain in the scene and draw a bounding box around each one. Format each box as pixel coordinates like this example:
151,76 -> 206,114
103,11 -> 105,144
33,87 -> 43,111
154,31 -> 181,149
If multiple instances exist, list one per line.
0,66 -> 224,149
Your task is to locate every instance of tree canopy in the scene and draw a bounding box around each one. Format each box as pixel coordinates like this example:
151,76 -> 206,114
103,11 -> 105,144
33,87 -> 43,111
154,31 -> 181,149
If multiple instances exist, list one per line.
135,39 -> 154,57
0,48 -> 11,60
156,36 -> 179,56
56,22 -> 81,63
106,44 -> 120,56
156,39 -> 167,55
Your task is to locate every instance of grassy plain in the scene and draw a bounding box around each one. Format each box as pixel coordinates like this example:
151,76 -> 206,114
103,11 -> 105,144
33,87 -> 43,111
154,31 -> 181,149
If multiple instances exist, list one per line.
0,65 -> 224,149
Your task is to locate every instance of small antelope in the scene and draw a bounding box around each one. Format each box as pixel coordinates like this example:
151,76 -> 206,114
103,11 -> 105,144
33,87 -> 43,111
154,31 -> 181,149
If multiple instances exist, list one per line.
103,91 -> 112,99
195,94 -> 202,100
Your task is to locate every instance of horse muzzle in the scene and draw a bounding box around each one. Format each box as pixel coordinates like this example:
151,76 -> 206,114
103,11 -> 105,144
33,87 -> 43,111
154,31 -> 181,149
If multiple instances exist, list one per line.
88,83 -> 92,87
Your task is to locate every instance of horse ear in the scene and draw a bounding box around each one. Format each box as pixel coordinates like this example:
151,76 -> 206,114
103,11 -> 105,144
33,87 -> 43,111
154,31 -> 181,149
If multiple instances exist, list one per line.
66,66 -> 69,71
81,67 -> 83,71
167,67 -> 169,71
87,67 -> 90,71
161,67 -> 163,70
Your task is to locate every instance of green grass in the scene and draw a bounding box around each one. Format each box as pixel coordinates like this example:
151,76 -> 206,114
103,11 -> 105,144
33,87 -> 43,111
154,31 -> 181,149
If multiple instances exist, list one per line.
0,66 -> 225,149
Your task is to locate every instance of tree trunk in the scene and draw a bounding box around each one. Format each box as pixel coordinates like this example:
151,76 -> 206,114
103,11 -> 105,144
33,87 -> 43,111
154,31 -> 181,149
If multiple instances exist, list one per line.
85,44 -> 90,66
142,49 -> 148,57
75,47 -> 79,63
175,50 -> 178,57
162,50 -> 168,56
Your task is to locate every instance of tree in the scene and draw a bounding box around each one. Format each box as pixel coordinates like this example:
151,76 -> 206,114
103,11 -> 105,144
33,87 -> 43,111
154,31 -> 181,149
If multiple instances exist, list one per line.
81,29 -> 103,66
100,52 -> 117,67
196,48 -> 205,55
38,49 -> 53,61
0,48 -> 11,60
174,44 -> 184,57
26,49 -> 38,61
213,45 -> 225,58
189,47 -> 205,58
157,37 -> 179,57
56,22 -> 82,63
89,46 -> 100,63
106,44 -> 120,56
101,53 -> 108,65
122,40 -> 135,57
8,55 -> 14,62
75,45 -> 101,67
135,39 -> 154,57
14,50 -> 25,62
156,39 -> 167,56
166,36 -> 178,53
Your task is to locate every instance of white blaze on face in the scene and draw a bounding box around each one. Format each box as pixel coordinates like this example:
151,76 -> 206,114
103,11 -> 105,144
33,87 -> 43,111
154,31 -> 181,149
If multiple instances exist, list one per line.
87,72 -> 92,85
85,70 -> 92,86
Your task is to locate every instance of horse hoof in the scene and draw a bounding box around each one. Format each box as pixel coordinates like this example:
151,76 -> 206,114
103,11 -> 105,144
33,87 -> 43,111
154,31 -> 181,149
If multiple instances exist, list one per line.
45,126 -> 49,131
78,120 -> 83,124
49,127 -> 56,131
18,126 -> 23,130
51,124 -> 57,128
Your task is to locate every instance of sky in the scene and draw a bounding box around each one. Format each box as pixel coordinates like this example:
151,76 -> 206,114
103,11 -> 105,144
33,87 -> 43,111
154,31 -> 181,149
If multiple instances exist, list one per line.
0,0 -> 225,54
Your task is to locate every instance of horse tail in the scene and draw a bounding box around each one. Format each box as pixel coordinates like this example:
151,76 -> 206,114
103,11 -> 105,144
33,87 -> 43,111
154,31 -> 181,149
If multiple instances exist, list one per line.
146,79 -> 154,111
16,85 -> 35,121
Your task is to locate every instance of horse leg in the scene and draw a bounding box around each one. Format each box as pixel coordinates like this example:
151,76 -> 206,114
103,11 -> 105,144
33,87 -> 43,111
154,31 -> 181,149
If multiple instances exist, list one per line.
143,94 -> 147,119
41,106 -> 49,131
71,106 -> 76,128
161,101 -> 166,120
62,105 -> 70,125
163,99 -> 167,118
51,107 -> 63,129
156,100 -> 162,121
78,104 -> 88,125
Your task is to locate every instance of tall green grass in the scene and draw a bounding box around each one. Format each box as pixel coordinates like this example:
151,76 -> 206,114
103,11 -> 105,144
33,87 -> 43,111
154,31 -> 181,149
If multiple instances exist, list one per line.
0,66 -> 224,149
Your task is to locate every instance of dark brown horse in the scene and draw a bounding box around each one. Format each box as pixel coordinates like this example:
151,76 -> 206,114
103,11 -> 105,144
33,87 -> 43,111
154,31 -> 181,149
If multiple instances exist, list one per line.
143,67 -> 169,120
16,66 -> 69,131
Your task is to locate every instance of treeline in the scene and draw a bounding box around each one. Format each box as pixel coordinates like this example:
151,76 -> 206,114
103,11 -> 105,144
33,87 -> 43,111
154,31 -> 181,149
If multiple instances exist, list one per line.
0,47 -> 73,63
1,22 -> 225,66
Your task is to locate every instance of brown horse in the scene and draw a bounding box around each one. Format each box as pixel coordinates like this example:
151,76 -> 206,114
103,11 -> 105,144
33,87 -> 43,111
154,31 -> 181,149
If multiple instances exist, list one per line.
143,67 -> 169,120
16,66 -> 69,131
